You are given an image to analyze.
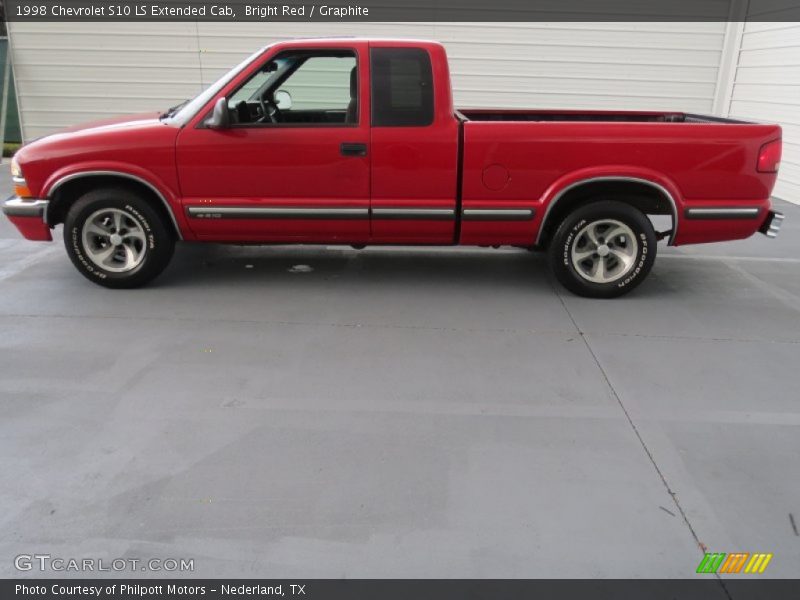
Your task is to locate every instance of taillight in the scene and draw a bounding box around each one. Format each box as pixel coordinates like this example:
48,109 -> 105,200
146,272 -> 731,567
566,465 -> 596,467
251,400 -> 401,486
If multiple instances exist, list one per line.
757,139 -> 781,173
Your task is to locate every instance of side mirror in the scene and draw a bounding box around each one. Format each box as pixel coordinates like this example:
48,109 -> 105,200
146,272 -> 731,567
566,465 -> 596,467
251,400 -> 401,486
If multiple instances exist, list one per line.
205,97 -> 230,129
275,90 -> 292,111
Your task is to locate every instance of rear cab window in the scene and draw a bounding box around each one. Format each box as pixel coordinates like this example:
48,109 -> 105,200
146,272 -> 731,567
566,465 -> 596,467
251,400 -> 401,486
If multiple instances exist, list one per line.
370,48 -> 434,127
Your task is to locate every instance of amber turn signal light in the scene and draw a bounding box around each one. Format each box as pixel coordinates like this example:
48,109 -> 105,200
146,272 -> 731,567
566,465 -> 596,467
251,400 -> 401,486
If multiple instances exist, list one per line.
10,157 -> 33,198
14,181 -> 33,198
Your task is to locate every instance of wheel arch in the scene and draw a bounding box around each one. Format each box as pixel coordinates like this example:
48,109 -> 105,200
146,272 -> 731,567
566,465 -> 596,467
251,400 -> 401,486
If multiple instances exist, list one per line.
45,171 -> 182,240
536,176 -> 679,248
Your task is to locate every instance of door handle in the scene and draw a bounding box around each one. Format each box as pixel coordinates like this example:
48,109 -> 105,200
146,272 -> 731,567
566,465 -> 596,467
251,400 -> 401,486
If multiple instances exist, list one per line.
340,142 -> 368,157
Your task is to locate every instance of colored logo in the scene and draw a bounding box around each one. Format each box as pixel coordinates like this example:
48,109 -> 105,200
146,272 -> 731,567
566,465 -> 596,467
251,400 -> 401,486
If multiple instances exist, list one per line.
696,552 -> 773,574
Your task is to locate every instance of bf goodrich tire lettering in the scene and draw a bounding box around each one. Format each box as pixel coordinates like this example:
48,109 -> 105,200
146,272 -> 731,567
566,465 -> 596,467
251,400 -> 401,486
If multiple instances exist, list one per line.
64,187 -> 174,288
548,200 -> 657,298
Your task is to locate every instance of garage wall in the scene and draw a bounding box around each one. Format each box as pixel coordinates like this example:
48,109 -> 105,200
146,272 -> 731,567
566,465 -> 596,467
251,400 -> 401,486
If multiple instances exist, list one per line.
727,22 -> 800,202
8,21 -> 729,140
7,22 -> 204,138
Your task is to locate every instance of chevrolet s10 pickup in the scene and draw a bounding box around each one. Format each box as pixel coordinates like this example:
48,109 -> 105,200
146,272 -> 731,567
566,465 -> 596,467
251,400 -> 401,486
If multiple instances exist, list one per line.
3,39 -> 785,297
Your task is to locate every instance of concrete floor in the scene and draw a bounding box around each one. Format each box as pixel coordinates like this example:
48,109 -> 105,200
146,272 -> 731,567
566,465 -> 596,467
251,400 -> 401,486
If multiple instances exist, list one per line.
1,170 -> 798,580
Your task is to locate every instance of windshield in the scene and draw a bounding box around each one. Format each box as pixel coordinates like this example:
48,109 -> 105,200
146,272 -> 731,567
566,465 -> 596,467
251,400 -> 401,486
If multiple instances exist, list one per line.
165,47 -> 268,125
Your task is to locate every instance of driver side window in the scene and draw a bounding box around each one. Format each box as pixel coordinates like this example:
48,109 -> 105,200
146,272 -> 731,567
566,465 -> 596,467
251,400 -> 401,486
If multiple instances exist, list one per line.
228,69 -> 272,107
228,51 -> 358,127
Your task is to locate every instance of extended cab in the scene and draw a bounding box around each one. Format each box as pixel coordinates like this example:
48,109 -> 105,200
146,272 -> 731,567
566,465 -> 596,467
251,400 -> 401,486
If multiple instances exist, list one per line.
3,39 -> 785,297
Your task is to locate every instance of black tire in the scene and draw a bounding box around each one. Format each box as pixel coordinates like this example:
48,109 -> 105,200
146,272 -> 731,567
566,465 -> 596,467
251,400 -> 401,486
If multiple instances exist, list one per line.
63,187 -> 175,288
547,200 -> 656,298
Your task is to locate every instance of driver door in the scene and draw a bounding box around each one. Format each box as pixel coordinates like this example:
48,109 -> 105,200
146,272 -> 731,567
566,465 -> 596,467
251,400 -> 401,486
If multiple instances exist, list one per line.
176,45 -> 370,243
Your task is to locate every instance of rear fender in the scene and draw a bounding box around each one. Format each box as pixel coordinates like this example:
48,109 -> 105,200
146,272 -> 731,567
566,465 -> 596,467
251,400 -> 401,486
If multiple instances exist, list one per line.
537,166 -> 683,246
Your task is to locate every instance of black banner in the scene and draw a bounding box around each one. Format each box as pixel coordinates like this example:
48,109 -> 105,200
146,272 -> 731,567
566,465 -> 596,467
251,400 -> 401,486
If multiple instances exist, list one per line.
5,580 -> 800,600
2,0 -> 800,22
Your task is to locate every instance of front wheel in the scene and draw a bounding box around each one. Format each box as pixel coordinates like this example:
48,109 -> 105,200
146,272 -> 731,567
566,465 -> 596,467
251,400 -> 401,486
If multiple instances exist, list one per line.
64,187 -> 175,288
547,201 -> 657,298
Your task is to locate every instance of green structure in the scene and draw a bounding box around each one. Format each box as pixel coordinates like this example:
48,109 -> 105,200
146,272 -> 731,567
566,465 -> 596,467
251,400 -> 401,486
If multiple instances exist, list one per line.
1,38 -> 22,144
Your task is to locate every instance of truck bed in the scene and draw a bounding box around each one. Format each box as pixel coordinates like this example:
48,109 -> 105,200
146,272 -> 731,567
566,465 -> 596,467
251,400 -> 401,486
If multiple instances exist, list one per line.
457,111 -> 781,247
457,109 -> 750,124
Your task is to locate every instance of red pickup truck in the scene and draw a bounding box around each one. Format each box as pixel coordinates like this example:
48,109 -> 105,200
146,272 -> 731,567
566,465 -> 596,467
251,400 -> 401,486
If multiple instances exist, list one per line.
4,38 -> 785,297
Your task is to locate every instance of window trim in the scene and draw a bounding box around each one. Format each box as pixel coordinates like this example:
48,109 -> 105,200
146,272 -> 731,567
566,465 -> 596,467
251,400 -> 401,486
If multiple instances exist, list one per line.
198,48 -> 360,130
370,47 -> 435,128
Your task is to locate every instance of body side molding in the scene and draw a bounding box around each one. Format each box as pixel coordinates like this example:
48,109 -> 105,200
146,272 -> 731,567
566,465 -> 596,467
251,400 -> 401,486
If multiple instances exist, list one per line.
188,206 -> 369,219
371,208 -> 454,220
462,208 -> 534,221
684,207 -> 761,220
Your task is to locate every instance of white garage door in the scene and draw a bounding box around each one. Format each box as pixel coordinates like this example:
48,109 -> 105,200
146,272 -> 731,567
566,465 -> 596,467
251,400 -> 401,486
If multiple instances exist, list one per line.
8,21 -> 728,141
728,22 -> 800,203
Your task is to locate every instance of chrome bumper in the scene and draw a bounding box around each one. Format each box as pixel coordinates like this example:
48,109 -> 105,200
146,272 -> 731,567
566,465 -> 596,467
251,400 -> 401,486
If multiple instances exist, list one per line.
3,196 -> 49,219
759,210 -> 784,239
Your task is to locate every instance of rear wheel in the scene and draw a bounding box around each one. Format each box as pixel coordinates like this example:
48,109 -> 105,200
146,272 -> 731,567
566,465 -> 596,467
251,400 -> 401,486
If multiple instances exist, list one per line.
64,187 -> 174,288
548,201 -> 656,298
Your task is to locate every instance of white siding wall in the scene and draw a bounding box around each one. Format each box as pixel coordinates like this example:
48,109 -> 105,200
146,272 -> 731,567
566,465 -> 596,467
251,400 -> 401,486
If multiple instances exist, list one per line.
8,22 -> 204,136
8,21 -> 729,140
727,22 -> 800,202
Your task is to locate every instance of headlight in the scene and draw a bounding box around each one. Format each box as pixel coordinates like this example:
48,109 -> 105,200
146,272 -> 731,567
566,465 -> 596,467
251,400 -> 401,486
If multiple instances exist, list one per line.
10,157 -> 22,179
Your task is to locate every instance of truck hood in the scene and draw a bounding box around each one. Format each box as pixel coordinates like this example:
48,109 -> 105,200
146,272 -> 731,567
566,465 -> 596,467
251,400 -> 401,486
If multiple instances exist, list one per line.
17,111 -> 179,161
21,112 -> 172,151
60,111 -> 164,134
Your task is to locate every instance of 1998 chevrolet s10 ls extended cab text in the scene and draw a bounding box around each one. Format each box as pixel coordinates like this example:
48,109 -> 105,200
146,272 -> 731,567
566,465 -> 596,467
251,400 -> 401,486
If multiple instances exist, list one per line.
3,39 -> 786,297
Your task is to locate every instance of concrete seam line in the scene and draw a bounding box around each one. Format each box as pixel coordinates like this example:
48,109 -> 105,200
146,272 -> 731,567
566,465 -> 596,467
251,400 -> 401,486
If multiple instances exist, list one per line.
549,277 -> 732,599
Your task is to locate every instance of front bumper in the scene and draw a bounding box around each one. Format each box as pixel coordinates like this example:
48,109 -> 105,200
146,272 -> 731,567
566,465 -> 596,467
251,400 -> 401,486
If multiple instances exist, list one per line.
759,210 -> 784,239
2,196 -> 52,241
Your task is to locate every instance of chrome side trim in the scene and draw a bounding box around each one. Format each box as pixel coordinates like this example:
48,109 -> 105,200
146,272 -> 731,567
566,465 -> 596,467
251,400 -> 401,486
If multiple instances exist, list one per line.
371,208 -> 455,220
47,171 -> 183,240
2,196 -> 49,218
188,206 -> 369,219
536,176 -> 679,246
462,208 -> 534,221
684,207 -> 761,220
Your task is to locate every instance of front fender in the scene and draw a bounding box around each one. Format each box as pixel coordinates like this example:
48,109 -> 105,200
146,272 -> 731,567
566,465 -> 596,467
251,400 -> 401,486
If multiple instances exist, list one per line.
41,162 -> 189,239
